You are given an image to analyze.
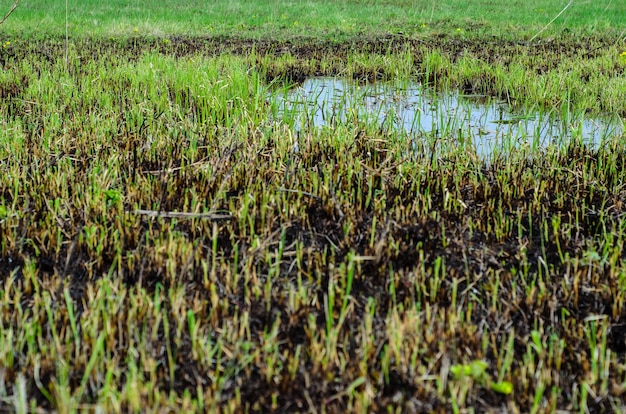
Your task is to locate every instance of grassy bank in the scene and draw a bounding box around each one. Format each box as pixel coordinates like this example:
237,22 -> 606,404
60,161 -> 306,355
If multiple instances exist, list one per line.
1,1 -> 626,412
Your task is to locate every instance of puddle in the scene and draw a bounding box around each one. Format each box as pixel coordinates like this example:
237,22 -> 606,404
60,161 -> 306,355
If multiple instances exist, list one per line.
270,77 -> 623,159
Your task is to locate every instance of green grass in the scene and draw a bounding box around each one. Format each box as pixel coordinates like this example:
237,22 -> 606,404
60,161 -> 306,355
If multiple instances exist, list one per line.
1,1 -> 626,412
1,0 -> 625,39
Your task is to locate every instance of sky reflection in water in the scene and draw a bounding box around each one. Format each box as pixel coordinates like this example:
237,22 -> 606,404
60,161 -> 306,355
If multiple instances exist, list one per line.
274,77 -> 623,159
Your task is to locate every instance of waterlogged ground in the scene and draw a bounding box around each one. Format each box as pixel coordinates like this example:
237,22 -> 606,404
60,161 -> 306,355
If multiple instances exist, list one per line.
1,35 -> 626,412
272,77 -> 624,158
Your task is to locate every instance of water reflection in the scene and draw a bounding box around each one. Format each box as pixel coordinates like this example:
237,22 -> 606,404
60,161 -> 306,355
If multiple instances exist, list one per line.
272,77 -> 623,158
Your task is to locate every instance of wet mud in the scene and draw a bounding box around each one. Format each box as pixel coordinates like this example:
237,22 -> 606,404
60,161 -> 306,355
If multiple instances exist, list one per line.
2,137 -> 626,411
1,33 -> 621,81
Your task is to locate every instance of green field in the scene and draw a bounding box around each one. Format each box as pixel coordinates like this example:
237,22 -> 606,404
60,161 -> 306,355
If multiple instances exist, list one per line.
2,0 -> 626,39
1,1 -> 626,412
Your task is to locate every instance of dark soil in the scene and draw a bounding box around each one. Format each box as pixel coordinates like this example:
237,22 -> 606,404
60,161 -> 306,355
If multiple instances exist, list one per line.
1,32 -> 620,81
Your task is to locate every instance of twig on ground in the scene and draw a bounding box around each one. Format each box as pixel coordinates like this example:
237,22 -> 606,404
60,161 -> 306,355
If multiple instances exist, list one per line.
0,0 -> 19,26
132,209 -> 233,221
529,0 -> 573,43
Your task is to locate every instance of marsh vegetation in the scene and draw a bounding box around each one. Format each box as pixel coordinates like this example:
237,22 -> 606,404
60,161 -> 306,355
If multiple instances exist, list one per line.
1,1 -> 626,412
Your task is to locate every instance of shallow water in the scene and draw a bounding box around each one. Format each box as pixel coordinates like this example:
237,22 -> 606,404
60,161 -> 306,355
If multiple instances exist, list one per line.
271,77 -> 623,158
